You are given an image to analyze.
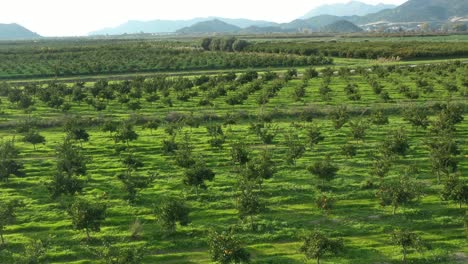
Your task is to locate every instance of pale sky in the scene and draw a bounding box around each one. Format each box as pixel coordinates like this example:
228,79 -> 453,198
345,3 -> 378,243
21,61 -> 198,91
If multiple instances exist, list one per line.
0,0 -> 407,36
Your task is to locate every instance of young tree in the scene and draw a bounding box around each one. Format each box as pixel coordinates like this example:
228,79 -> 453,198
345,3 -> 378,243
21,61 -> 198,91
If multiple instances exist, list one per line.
241,150 -> 275,189
329,106 -> 349,130
206,124 -> 226,150
427,136 -> 460,183
441,175 -> 467,208
237,183 -> 263,229
231,142 -> 250,165
430,103 -> 464,134
208,230 -> 251,264
307,156 -> 339,186
305,124 -> 325,149
377,176 -> 419,215
402,105 -> 430,130
69,197 -> 107,240
97,243 -> 147,264
48,139 -> 87,198
348,119 -> 368,141
114,122 -> 139,146
155,197 -> 190,233
341,143 -> 357,158
315,193 -> 335,213
370,109 -> 389,125
0,200 -> 24,245
300,230 -> 344,264
22,130 -> 46,150
249,122 -> 277,144
382,129 -> 410,157
304,68 -> 319,80
391,229 -> 423,264
142,119 -> 161,135
0,140 -> 24,182
64,118 -> 90,146
284,132 -> 306,165
183,160 -> 215,196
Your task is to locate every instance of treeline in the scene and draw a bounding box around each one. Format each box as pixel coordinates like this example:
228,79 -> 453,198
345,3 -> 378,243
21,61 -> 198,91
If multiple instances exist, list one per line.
0,41 -> 331,79
244,41 -> 468,59
200,37 -> 249,52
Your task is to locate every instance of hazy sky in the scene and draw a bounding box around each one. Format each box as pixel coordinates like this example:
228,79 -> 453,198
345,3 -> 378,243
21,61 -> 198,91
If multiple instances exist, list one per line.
0,0 -> 407,36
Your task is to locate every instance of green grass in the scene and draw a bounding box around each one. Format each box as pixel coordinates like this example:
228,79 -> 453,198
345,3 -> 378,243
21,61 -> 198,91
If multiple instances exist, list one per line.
0,61 -> 466,263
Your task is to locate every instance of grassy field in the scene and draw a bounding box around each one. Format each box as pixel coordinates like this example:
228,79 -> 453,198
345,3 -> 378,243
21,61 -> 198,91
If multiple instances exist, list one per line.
0,58 -> 466,263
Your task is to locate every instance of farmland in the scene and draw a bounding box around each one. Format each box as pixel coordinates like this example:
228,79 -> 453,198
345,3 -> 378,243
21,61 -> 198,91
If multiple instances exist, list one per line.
0,36 -> 467,264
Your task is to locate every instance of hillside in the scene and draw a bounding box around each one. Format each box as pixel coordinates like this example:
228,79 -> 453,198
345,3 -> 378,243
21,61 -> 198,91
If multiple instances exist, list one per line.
355,0 -> 468,23
302,1 -> 396,18
90,18 -> 276,35
322,20 -> 364,32
177,19 -> 241,34
0,23 -> 40,40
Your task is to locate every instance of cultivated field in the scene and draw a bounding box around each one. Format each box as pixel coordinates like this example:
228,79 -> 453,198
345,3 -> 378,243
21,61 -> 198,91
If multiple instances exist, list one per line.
0,36 -> 466,264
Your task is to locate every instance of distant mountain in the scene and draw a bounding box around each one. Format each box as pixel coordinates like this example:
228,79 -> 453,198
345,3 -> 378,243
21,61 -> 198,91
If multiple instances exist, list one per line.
0,23 -> 40,40
321,20 -> 363,32
354,0 -> 468,24
90,17 -> 276,35
177,19 -> 241,34
302,1 -> 396,19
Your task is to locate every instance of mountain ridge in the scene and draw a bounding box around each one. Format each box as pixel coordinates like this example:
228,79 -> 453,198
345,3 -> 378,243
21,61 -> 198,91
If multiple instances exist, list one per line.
302,1 -> 396,19
0,23 -> 41,40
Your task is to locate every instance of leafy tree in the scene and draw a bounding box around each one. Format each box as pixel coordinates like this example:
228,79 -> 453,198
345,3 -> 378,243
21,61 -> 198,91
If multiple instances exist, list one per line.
316,193 -> 335,213
430,103 -> 464,134
208,230 -> 251,264
64,117 -> 90,146
305,124 -> 324,149
114,122 -> 139,146
441,175 -> 467,208
21,237 -> 50,264
370,109 -> 389,125
237,183 -> 263,229
22,130 -> 46,150
0,140 -> 24,182
174,135 -> 196,168
231,142 -> 250,165
162,137 -> 178,155
319,83 -> 332,101
0,200 -> 24,245
284,132 -> 306,165
207,124 -> 226,150
121,154 -> 144,176
344,83 -> 361,101
97,243 -> 147,264
341,143 -> 357,158
377,176 -> 419,215
183,160 -> 215,196
241,150 -> 275,189
155,197 -> 190,233
142,119 -> 161,135
348,119 -> 368,141
292,82 -> 307,102
329,106 -> 349,130
102,120 -> 118,136
69,197 -> 107,240
307,156 -> 339,185
304,68 -> 319,80
249,123 -> 277,144
391,229 -> 423,263
402,105 -> 430,129
382,129 -> 410,157
299,230 -> 344,264
371,156 -> 392,178
48,139 -> 87,198
427,136 -> 460,183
